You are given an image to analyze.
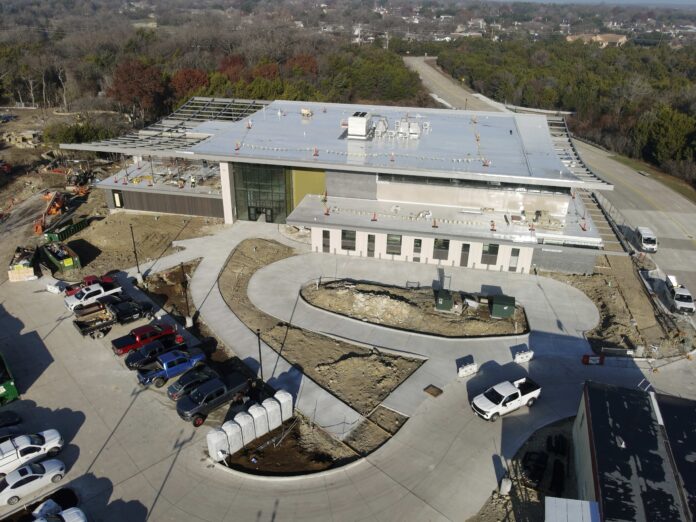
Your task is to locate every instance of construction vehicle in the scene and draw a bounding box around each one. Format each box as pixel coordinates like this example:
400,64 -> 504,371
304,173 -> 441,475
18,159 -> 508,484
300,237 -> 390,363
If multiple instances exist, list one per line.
33,192 -> 66,235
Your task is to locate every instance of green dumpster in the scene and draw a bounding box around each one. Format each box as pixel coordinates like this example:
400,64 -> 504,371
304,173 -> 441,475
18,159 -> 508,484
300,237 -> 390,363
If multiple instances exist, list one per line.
490,295 -> 515,319
435,289 -> 453,311
0,352 -> 19,405
43,218 -> 89,243
40,242 -> 81,273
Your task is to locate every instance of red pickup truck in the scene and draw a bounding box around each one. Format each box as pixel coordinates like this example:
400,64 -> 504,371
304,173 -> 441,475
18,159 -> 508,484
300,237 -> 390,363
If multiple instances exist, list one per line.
64,274 -> 116,297
111,322 -> 179,356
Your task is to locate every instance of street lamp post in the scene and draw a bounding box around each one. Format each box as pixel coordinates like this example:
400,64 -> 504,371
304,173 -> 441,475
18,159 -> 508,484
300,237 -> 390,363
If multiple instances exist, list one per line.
129,224 -> 141,275
256,328 -> 264,382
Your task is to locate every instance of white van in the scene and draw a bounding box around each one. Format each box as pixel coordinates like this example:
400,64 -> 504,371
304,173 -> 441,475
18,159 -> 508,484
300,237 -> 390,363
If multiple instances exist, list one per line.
636,226 -> 658,253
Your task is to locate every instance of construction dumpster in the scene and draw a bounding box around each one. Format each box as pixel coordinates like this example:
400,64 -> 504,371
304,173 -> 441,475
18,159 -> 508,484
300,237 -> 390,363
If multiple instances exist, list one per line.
41,242 -> 81,273
43,218 -> 89,243
490,295 -> 515,319
7,246 -> 37,282
0,352 -> 19,405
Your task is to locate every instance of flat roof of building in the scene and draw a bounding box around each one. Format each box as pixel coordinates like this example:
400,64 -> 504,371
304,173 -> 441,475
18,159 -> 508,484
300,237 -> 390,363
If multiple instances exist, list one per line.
584,382 -> 690,522
287,194 -> 603,248
63,97 -> 612,191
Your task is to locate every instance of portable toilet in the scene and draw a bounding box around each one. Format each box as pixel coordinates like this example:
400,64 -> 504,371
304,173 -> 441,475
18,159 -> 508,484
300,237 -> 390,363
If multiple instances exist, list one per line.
490,295 -> 515,319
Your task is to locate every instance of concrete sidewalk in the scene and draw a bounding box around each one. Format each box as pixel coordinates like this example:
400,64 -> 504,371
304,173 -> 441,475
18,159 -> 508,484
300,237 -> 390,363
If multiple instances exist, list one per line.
248,253 -> 599,414
158,222 -> 365,439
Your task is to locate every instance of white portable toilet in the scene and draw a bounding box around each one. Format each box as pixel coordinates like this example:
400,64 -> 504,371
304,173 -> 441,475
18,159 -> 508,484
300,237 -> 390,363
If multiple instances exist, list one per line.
206,428 -> 229,462
234,411 -> 255,446
248,404 -> 269,438
274,390 -> 294,422
221,420 -> 243,456
262,398 -> 282,431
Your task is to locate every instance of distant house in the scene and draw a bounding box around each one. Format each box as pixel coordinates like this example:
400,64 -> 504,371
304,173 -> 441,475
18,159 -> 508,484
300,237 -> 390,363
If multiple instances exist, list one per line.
573,382 -> 695,521
468,18 -> 486,30
566,33 -> 628,48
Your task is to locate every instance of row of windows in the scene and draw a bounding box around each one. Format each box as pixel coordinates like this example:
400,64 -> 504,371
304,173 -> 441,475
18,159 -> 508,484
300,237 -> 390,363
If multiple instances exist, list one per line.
378,173 -> 571,196
335,231 -> 520,270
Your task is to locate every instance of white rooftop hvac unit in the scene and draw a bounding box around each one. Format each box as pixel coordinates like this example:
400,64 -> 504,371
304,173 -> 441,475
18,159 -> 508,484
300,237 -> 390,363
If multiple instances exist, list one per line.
348,111 -> 373,140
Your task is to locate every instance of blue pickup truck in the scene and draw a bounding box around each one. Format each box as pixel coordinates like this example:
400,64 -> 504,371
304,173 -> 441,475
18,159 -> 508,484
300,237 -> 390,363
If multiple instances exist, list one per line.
137,349 -> 206,388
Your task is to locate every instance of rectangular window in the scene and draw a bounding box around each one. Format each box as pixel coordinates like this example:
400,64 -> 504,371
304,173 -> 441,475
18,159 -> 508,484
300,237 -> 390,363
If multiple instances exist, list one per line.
367,235 -> 375,257
413,239 -> 422,262
322,230 -> 330,253
341,230 -> 356,251
433,238 -> 450,261
460,243 -> 470,267
386,234 -> 402,256
509,248 -> 520,272
482,243 -> 499,265
113,190 -> 123,208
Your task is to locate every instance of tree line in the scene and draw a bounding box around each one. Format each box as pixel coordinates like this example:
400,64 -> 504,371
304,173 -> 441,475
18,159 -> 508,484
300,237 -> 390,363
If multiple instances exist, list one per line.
427,38 -> 696,182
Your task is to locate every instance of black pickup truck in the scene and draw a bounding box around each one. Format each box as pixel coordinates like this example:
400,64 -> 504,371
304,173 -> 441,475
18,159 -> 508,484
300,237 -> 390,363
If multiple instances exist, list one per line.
176,372 -> 253,427
73,300 -> 154,339
125,338 -> 187,370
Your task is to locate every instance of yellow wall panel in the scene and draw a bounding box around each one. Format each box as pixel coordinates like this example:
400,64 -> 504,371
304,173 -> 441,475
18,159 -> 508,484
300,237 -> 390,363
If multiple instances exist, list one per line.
291,168 -> 325,209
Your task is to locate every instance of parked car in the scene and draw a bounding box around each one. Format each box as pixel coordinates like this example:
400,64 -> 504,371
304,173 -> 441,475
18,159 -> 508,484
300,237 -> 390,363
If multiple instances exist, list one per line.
73,300 -> 155,339
0,459 -> 65,505
64,282 -> 122,311
111,322 -> 177,356
167,365 -> 219,401
176,373 -> 253,427
666,275 -> 695,314
125,337 -> 187,370
72,294 -> 126,318
62,274 -> 117,297
636,226 -> 658,253
470,378 -> 541,421
35,506 -> 88,522
0,429 -> 64,477
137,349 -> 206,388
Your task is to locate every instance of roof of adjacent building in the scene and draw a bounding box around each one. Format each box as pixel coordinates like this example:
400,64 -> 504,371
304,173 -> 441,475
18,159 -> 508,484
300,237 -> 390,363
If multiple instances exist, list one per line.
287,194 -> 603,248
62,97 -> 612,191
582,382 -> 692,522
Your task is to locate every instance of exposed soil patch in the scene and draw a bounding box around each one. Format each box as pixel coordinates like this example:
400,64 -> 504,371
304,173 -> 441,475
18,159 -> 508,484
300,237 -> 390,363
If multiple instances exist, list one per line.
62,189 -> 223,279
542,255 -> 669,354
469,417 -> 576,522
143,259 -> 199,319
343,419 -> 391,456
218,239 -> 423,417
302,280 -> 528,337
368,405 -> 408,435
226,414 -> 357,476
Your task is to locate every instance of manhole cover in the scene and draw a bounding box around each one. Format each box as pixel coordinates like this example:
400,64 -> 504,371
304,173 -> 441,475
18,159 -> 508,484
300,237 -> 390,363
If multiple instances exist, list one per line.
424,385 -> 443,397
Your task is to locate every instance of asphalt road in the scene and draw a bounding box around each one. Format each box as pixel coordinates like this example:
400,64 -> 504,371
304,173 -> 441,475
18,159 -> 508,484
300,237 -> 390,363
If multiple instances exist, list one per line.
575,141 -> 696,296
403,56 -> 501,112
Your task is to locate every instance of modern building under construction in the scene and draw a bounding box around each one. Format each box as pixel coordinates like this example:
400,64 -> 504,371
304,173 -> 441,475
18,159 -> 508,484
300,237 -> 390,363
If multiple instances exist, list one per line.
61,96 -> 615,274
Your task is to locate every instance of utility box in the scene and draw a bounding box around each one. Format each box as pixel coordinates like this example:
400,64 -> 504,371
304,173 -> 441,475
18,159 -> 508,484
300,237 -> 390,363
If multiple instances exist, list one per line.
435,289 -> 463,314
490,295 -> 515,319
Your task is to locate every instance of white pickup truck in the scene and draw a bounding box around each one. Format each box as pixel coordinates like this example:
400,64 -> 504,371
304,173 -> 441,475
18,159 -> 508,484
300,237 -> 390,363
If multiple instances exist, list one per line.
471,378 -> 541,421
64,282 -> 122,311
666,275 -> 695,314
0,429 -> 63,477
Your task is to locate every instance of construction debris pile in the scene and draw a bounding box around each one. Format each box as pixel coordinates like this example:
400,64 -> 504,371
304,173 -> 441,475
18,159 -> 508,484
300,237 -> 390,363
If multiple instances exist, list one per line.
8,246 -> 37,282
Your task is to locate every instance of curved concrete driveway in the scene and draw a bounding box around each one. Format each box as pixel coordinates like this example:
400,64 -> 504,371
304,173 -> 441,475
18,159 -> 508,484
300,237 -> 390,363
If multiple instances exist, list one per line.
248,253 -> 599,414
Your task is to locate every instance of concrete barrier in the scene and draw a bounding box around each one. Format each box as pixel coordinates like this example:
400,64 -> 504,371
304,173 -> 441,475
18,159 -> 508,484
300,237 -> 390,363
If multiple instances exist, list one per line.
234,412 -> 255,446
222,420 -> 244,456
275,390 -> 294,421
248,404 -> 269,438
206,428 -> 229,462
262,398 -> 282,431
457,362 -> 478,378
513,350 -> 534,364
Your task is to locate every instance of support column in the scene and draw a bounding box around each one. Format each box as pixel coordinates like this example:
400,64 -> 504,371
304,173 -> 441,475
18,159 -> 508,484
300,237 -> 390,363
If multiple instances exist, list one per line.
220,162 -> 235,224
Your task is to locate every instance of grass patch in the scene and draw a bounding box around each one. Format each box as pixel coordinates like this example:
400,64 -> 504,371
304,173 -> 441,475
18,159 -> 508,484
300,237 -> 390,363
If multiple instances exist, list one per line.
609,155 -> 696,205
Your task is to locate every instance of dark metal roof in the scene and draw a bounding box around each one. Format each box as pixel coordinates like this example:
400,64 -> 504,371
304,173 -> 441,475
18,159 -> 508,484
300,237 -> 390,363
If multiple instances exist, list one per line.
656,393 -> 696,519
61,97 -> 268,155
584,382 -> 689,522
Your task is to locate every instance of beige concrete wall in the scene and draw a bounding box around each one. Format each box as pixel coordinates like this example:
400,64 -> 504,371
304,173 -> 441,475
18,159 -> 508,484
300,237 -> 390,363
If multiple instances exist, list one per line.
572,394 -> 597,502
220,162 -> 235,224
376,181 -> 571,217
311,227 -> 534,273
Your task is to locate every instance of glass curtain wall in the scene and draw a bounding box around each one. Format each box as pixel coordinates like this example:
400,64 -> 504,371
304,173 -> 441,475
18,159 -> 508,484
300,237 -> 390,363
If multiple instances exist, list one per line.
233,163 -> 290,223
